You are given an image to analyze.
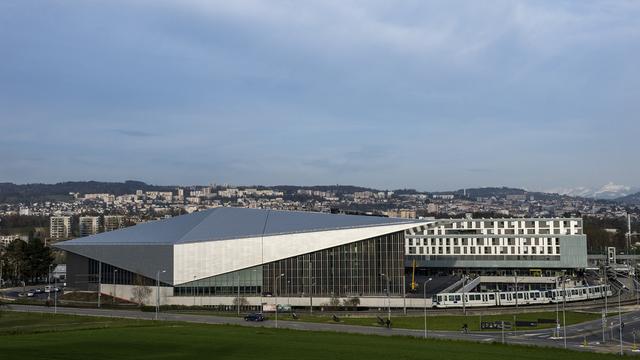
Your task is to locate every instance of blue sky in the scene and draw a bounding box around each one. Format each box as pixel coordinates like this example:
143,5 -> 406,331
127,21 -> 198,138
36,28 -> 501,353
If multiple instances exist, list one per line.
1,1 -> 638,191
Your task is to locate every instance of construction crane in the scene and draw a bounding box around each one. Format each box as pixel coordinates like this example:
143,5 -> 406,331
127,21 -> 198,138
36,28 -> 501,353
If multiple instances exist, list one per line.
410,259 -> 418,291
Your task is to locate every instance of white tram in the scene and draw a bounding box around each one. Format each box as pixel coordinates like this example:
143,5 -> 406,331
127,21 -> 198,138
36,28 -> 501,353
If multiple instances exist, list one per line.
433,284 -> 612,308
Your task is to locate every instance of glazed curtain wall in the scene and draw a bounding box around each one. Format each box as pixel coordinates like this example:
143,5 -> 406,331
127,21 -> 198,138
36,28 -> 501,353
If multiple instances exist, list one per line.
174,231 -> 405,297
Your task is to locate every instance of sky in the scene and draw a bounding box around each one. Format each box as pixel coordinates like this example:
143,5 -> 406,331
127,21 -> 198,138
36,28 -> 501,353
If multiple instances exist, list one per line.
0,1 -> 639,192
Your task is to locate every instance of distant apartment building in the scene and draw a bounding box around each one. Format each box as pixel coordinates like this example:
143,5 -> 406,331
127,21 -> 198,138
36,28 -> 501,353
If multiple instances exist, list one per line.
386,209 -> 417,219
103,215 -> 125,232
0,234 -> 27,248
83,193 -> 116,203
405,218 -> 587,272
50,216 -> 71,239
79,216 -> 100,237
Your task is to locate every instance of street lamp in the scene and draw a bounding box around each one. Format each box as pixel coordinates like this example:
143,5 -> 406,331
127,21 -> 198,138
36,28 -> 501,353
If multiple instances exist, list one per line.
53,276 -> 58,314
423,278 -> 433,339
48,264 -> 53,301
379,273 -> 391,323
193,275 -> 196,307
618,289 -> 623,355
155,269 -> 166,320
113,269 -> 118,304
309,281 -> 316,315
562,269 -> 567,349
275,273 -> 285,328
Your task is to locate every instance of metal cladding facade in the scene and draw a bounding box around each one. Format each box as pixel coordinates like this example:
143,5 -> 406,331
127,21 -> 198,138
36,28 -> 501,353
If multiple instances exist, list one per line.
55,207 -> 430,295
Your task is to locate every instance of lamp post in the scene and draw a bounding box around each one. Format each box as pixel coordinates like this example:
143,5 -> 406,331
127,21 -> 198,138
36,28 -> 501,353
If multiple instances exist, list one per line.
379,273 -> 391,323
98,261 -> 102,308
309,281 -> 316,315
275,273 -> 285,328
53,276 -> 57,314
48,264 -> 53,302
562,269 -> 567,349
514,270 -> 518,309
193,275 -> 196,307
237,272 -> 241,316
555,276 -> 560,338
423,278 -> 432,339
113,269 -> 118,304
155,269 -> 166,321
618,290 -> 623,356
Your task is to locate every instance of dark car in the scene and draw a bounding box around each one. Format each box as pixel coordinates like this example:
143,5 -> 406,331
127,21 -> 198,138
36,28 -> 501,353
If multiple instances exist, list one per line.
244,313 -> 265,322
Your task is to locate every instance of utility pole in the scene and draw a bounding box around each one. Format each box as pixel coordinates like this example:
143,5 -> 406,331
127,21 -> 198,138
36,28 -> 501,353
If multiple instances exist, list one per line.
275,273 -> 285,328
628,213 -> 632,256
97,261 -> 101,308
562,270 -> 567,349
309,261 -> 313,315
514,270 -> 518,309
380,273 -> 391,323
423,278 -> 432,339
619,291 -> 623,356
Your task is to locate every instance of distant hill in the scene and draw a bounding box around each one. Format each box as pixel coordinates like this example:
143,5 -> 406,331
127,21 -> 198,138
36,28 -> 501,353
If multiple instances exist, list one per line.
430,187 -> 560,201
615,191 -> 640,205
0,180 -> 174,203
273,185 -> 379,194
552,182 -> 638,200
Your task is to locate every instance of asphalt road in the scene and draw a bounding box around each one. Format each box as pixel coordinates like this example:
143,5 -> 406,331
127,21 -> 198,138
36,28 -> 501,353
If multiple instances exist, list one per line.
5,304 -> 640,355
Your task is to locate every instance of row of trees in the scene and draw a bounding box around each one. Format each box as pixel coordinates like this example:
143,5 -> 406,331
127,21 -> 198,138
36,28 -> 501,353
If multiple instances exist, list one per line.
0,239 -> 55,285
584,216 -> 636,254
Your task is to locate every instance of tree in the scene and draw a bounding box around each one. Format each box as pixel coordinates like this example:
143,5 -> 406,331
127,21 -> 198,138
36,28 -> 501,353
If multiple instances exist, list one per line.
3,239 -> 27,283
130,275 -> 152,306
343,297 -> 360,310
329,294 -> 341,308
23,238 -> 54,283
232,296 -> 249,308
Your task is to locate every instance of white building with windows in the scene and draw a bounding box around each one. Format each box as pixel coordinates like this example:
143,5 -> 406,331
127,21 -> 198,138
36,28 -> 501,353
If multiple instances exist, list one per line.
50,216 -> 71,240
79,216 -> 100,237
405,218 -> 587,272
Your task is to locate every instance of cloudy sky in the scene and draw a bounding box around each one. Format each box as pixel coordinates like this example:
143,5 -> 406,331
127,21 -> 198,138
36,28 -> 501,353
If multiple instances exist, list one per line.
1,1 -> 638,191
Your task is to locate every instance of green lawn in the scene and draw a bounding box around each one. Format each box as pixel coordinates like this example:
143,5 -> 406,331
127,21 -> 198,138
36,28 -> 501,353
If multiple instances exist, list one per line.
172,310 -> 601,331
0,312 -> 619,360
298,311 -> 601,331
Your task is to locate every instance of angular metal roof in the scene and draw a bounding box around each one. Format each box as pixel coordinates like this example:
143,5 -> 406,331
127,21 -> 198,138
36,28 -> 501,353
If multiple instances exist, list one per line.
55,207 -> 423,246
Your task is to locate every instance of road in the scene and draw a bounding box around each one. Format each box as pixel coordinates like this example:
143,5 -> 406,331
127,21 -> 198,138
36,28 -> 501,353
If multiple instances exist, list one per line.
5,304 -> 640,355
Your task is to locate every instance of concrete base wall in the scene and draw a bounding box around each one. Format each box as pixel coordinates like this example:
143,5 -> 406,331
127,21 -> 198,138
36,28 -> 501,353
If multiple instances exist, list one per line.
100,284 -> 432,308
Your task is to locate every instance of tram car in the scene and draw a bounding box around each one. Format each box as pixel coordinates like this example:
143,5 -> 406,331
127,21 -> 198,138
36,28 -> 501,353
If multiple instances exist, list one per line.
432,284 -> 612,308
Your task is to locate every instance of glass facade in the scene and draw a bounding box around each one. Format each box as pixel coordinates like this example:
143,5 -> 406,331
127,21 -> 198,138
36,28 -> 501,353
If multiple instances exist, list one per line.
174,231 -> 405,297
88,258 -> 161,286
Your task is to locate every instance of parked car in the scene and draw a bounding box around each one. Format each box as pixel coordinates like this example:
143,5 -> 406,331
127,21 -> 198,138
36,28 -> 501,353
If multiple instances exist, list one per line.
244,313 -> 265,322
34,288 -> 43,294
26,291 -> 35,297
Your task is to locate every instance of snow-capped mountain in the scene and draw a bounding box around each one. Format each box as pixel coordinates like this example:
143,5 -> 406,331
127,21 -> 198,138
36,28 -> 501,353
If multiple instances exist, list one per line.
550,182 -> 639,200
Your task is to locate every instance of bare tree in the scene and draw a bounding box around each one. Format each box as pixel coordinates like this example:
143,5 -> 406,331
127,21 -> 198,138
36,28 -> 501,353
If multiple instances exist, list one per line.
130,275 -> 152,306
232,296 -> 249,307
329,294 -> 341,308
343,297 -> 360,310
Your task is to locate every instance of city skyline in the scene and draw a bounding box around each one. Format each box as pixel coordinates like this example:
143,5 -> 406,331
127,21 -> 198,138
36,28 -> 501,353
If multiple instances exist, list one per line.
1,1 -> 639,191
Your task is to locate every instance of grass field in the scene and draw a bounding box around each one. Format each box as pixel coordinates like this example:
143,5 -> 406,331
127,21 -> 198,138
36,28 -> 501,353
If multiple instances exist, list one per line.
0,312 -> 620,360
172,310 -> 601,331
